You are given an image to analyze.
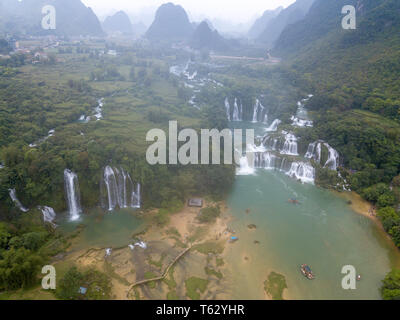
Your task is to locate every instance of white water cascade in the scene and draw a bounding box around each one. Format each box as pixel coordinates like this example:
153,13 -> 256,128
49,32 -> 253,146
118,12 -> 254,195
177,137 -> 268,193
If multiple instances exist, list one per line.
265,119 -> 282,132
291,98 -> 313,127
103,166 -> 141,211
64,169 -> 82,221
305,141 -> 322,163
239,150 -> 315,184
9,189 -> 29,212
94,98 -> 104,120
305,141 -> 339,171
286,162 -> 315,184
225,97 -> 231,121
39,206 -> 56,225
280,132 -> 299,156
232,98 -> 242,122
252,99 -> 265,123
324,143 -> 340,171
236,155 -> 256,176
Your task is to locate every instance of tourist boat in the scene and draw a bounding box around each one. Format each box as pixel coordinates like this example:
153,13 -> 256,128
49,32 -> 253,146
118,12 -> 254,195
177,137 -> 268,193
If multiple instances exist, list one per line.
300,264 -> 315,280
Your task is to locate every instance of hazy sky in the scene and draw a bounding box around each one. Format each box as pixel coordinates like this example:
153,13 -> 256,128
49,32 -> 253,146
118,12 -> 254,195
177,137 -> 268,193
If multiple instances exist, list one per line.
82,0 -> 296,24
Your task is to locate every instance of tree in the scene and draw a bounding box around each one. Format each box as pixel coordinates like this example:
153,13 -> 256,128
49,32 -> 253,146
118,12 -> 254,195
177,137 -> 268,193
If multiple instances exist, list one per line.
0,247 -> 43,290
377,207 -> 400,232
381,269 -> 400,300
56,267 -> 111,300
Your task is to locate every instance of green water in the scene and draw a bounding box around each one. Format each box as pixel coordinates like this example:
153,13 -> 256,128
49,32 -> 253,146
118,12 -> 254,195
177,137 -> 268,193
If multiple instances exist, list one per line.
225,167 -> 400,300
58,208 -> 144,249
223,121 -> 400,300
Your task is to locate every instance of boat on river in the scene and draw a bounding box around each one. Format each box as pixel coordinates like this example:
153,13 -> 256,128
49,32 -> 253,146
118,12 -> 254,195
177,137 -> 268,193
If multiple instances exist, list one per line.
300,264 -> 315,280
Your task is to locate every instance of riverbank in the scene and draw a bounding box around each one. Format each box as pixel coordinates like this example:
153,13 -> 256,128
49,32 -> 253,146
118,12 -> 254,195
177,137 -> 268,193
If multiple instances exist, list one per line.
51,199 -> 234,300
338,191 -> 400,269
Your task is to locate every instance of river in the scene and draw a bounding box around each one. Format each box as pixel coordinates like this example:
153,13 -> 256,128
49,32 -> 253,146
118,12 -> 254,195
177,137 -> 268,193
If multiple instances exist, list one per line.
223,121 -> 400,300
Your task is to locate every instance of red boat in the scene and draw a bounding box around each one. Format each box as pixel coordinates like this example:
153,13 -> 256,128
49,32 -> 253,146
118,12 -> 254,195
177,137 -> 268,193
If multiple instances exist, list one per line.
300,264 -> 315,280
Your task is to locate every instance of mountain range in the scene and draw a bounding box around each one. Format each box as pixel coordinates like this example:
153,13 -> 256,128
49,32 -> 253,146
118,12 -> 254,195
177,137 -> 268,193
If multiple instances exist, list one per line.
247,7 -> 283,39
0,0 -> 103,36
102,11 -> 133,35
190,21 -> 228,51
145,3 -> 194,42
257,0 -> 316,47
273,0 -> 400,116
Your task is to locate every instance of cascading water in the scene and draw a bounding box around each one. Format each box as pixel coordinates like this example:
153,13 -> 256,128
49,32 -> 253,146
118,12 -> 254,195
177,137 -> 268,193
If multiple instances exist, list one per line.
131,183 -> 141,209
236,155 -> 255,176
291,98 -> 313,127
254,152 -> 280,170
9,189 -> 29,212
286,162 -> 315,184
265,119 -> 281,132
252,99 -> 265,123
280,132 -> 299,156
64,169 -> 82,221
94,98 -> 104,120
304,141 -> 339,171
324,143 -> 340,171
39,206 -> 56,225
305,141 -> 322,163
104,166 -> 119,211
103,166 -> 141,210
232,98 -> 242,121
225,97 -> 231,121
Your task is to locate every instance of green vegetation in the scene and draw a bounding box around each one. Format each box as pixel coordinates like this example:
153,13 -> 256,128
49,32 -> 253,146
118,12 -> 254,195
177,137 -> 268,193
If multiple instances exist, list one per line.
198,206 -> 221,224
144,271 -> 158,289
264,272 -> 288,300
0,216 -> 64,291
381,269 -> 400,300
162,266 -> 177,290
185,277 -> 209,300
193,241 -> 225,255
55,266 -> 112,300
167,290 -> 179,300
204,267 -> 223,280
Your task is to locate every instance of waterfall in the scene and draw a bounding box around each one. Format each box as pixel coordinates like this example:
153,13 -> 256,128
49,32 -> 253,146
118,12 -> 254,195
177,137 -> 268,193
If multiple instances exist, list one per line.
280,132 -> 299,156
236,155 -> 255,175
286,162 -> 315,184
252,99 -> 264,123
232,98 -> 242,121
305,141 -> 322,163
94,98 -> 104,120
64,169 -> 82,221
324,143 -> 340,171
39,206 -> 56,225
131,183 -> 141,209
305,141 -> 339,170
9,189 -> 29,212
225,97 -> 231,121
103,166 -> 141,210
262,135 -> 279,151
291,116 -> 313,128
265,119 -> 281,132
104,166 -> 119,211
291,98 -> 313,127
254,152 -> 280,170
